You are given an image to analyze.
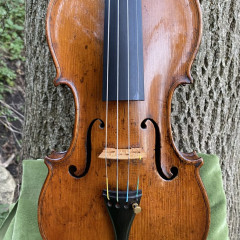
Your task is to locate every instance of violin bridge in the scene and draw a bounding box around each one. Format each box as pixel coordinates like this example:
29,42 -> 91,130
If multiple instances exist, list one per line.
98,148 -> 146,160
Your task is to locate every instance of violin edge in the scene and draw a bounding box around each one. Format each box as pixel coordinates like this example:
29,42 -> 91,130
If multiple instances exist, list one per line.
166,0 -> 205,166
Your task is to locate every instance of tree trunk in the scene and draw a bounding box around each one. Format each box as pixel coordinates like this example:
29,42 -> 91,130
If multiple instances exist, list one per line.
23,0 -> 240,239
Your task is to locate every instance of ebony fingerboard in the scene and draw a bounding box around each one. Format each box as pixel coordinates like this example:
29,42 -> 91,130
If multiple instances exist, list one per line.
102,0 -> 144,101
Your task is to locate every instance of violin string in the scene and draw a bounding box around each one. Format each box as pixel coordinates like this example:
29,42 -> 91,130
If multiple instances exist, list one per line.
105,0 -> 111,201
126,0 -> 130,203
136,0 -> 141,198
116,0 -> 120,202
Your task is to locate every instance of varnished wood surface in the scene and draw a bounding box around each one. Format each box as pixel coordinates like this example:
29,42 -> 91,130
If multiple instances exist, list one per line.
98,148 -> 147,160
38,0 -> 210,239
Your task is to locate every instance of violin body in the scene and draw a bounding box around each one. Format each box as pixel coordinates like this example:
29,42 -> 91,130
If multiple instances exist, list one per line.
38,0 -> 210,239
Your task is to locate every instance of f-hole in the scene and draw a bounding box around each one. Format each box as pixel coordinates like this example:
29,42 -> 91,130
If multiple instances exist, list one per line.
141,118 -> 178,180
69,119 -> 104,178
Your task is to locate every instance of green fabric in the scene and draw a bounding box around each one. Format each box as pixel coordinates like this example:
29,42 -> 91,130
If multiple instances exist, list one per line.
0,154 -> 229,240
0,160 -> 47,240
198,153 -> 229,240
0,203 -> 17,240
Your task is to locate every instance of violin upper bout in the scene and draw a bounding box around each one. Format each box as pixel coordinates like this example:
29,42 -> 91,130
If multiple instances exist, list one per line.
46,0 -> 105,86
148,0 -> 204,166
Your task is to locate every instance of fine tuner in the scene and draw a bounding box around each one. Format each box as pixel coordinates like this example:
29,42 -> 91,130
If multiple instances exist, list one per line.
132,203 -> 141,215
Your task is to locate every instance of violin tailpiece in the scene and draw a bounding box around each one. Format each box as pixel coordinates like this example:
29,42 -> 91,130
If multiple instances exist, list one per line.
103,190 -> 142,240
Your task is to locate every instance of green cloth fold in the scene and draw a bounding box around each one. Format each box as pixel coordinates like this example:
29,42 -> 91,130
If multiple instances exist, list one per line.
0,154 -> 229,239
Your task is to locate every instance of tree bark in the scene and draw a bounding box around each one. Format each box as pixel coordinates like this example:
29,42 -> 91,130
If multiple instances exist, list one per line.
23,0 -> 240,238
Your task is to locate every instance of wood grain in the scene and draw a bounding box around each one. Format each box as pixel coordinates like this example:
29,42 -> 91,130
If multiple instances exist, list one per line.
38,0 -> 210,239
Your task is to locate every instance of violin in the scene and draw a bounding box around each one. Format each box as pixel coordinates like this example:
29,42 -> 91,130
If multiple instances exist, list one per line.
38,0 -> 210,239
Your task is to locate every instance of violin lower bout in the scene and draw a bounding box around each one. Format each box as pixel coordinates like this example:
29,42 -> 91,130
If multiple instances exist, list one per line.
38,154 -> 209,240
